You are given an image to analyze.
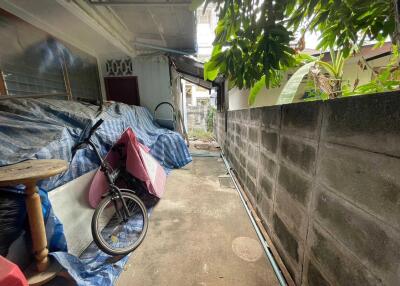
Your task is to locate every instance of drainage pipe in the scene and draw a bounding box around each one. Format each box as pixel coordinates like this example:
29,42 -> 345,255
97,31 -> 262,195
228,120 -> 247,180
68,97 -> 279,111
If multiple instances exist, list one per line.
220,153 -> 287,286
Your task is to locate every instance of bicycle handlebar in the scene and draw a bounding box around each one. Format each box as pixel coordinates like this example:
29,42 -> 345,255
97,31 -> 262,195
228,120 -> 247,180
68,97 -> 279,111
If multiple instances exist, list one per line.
88,119 -> 104,138
71,119 -> 104,158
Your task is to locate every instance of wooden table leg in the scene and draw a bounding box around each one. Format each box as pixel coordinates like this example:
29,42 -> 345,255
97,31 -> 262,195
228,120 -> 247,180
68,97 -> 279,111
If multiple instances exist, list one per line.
24,181 -> 49,272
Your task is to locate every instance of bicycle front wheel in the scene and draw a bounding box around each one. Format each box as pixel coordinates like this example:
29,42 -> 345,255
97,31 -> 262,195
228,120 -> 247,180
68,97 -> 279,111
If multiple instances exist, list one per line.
91,191 -> 148,256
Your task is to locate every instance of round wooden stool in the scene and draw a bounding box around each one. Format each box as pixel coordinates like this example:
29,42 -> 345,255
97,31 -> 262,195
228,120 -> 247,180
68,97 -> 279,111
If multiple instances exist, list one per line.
0,159 -> 68,285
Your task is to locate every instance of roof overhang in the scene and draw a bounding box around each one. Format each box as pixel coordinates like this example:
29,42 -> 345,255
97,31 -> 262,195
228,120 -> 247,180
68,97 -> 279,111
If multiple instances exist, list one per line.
87,0 -> 197,55
169,55 -> 224,90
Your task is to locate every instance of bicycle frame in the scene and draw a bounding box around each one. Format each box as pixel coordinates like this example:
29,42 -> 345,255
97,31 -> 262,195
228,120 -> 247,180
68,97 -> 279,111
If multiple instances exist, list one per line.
86,140 -> 131,221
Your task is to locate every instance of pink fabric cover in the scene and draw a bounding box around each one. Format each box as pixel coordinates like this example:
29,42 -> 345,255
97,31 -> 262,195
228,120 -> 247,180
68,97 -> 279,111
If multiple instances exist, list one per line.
0,256 -> 28,286
88,128 -> 166,208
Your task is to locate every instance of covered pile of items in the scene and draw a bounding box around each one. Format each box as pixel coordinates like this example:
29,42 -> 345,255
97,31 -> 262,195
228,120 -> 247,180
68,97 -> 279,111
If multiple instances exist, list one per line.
0,98 -> 192,285
0,98 -> 192,190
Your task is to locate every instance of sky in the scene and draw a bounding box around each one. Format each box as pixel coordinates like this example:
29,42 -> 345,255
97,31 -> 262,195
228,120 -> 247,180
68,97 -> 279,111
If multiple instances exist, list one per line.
304,32 -> 320,49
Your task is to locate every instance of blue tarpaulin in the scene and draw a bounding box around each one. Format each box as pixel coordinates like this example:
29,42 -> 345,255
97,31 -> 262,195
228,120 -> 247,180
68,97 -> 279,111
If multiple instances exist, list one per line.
50,192 -> 158,286
0,185 -> 155,286
0,98 -> 192,190
0,98 -> 191,285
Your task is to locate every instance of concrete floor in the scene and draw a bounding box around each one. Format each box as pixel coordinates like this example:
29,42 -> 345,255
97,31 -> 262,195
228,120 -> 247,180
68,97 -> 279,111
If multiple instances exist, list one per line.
117,156 -> 279,286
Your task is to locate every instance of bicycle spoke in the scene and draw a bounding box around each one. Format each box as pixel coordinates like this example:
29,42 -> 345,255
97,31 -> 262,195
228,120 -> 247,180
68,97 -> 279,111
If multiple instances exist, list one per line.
95,193 -> 147,252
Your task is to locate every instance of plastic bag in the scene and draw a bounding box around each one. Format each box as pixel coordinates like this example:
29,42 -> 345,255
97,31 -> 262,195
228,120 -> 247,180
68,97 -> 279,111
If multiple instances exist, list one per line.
0,186 -> 67,256
0,186 -> 26,256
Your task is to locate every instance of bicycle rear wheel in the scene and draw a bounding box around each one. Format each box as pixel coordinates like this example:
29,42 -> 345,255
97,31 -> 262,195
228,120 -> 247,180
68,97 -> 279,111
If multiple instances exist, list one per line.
91,191 -> 148,256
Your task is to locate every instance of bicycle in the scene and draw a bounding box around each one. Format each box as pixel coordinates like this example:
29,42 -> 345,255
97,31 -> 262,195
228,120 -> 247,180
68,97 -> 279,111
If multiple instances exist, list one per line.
72,119 -> 148,256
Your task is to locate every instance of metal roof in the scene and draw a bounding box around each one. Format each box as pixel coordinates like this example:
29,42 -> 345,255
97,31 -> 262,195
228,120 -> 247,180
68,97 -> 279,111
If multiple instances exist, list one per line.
88,0 -> 197,54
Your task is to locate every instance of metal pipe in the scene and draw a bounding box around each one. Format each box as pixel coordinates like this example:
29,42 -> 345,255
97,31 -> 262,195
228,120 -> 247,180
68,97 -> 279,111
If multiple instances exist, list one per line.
133,41 -> 193,55
220,153 -> 288,286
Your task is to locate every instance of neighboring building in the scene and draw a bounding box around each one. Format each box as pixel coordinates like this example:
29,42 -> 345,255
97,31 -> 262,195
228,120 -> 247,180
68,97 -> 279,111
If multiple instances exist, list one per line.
229,42 -> 393,110
182,5 -> 219,132
184,81 -> 216,107
183,79 -> 217,131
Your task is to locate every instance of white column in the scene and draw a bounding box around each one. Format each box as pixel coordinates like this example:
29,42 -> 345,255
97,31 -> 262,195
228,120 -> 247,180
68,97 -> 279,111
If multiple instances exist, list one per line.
182,79 -> 188,130
192,84 -> 196,106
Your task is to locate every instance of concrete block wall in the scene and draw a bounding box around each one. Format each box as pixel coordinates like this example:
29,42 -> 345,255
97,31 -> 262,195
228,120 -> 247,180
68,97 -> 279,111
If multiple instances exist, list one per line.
215,91 -> 400,286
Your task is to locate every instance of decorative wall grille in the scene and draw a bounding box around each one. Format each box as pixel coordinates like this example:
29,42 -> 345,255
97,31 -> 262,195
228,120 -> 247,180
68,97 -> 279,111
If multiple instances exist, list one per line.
105,58 -> 133,76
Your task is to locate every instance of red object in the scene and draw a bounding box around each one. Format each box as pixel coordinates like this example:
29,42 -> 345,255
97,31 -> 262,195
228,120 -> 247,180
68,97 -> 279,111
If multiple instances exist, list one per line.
88,128 -> 166,208
104,76 -> 140,106
0,256 -> 28,286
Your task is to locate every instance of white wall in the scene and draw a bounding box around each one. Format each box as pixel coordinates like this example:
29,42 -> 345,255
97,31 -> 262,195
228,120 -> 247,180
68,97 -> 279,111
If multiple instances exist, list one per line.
133,55 -> 172,119
99,54 -> 173,119
229,55 -> 392,110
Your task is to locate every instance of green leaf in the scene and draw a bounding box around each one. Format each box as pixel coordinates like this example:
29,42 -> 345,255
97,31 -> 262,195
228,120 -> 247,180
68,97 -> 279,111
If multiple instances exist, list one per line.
317,61 -> 336,78
277,62 -> 316,105
204,0 -> 394,102
295,53 -> 318,64
211,44 -> 222,57
316,48 -> 345,79
248,75 -> 266,106
204,61 -> 219,81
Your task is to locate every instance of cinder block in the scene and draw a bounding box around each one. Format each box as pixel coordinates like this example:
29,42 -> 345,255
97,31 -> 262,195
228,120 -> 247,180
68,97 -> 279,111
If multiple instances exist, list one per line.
233,146 -> 239,158
307,224 -> 383,286
260,106 -> 281,129
322,92 -> 400,157
239,152 -> 247,168
230,110 -> 237,120
235,135 -> 243,148
278,164 -> 313,207
250,108 -> 261,125
261,130 -> 278,154
227,120 -> 234,132
271,222 -> 303,285
257,192 -> 273,225
317,143 -> 400,230
235,122 -> 241,134
224,139 -> 230,150
245,175 -> 257,203
259,153 -> 277,178
282,101 -> 321,139
258,175 -> 274,199
314,188 -> 400,285
304,261 -> 331,286
236,164 -> 246,182
273,213 -> 300,262
228,133 -> 233,143
275,189 -> 309,240
247,144 -> 258,161
248,126 -> 260,144
239,109 -> 250,122
231,133 -> 236,143
280,136 -> 317,175
241,125 -> 248,138
230,155 -> 239,171
246,160 -> 257,181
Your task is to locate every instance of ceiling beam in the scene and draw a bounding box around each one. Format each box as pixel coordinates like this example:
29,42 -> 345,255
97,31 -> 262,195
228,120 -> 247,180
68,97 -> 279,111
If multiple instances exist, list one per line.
57,0 -> 135,57
88,0 -> 191,7
0,0 -> 95,56
133,41 -> 192,55
146,8 -> 167,47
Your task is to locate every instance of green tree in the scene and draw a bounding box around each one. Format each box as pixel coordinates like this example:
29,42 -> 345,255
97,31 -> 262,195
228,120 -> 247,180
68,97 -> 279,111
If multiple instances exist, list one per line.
198,0 -> 397,103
